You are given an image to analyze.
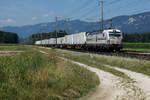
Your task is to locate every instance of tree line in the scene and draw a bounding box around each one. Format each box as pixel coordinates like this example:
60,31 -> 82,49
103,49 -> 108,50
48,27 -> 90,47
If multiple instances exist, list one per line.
28,30 -> 68,44
0,31 -> 19,43
123,32 -> 150,43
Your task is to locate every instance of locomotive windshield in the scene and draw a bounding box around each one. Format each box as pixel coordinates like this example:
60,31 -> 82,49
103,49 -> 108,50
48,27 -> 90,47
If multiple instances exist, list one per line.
109,32 -> 121,37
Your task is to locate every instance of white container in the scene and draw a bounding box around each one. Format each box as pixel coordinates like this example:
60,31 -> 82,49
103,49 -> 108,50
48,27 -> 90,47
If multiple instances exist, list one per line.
35,41 -> 41,45
86,34 -> 97,44
44,39 -> 49,45
57,37 -> 65,44
73,32 -> 87,44
49,38 -> 56,45
65,35 -> 73,44
41,40 -> 46,45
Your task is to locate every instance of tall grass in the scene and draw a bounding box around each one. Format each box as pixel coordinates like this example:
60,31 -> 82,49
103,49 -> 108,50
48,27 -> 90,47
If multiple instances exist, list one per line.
0,49 -> 99,100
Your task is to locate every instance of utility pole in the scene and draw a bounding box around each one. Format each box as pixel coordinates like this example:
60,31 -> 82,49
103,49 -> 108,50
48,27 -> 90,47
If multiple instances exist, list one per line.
40,28 -> 42,45
100,0 -> 104,32
40,24 -> 47,45
109,19 -> 112,29
65,18 -> 71,34
55,16 -> 58,45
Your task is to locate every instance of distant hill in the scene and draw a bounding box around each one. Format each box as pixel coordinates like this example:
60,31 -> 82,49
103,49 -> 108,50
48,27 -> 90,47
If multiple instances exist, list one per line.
0,11 -> 150,38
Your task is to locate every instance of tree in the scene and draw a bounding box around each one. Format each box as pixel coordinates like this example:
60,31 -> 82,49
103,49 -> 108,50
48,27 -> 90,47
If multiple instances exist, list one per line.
28,30 -> 68,44
123,32 -> 150,43
0,31 -> 19,43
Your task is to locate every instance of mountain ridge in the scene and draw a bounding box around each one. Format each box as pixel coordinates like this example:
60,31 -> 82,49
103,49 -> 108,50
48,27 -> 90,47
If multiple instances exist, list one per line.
1,11 -> 150,38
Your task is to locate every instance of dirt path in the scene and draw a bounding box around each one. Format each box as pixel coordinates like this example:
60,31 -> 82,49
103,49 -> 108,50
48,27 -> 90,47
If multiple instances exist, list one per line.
63,58 -> 146,100
72,61 -> 124,100
103,64 -> 150,100
39,50 -> 49,54
0,51 -> 23,56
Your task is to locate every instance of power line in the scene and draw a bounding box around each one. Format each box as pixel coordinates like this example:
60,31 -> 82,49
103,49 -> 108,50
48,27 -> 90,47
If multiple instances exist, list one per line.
76,7 -> 98,19
65,18 -> 72,34
106,0 -> 122,5
123,8 -> 150,15
55,16 -> 58,44
100,0 -> 104,31
102,0 -> 146,20
64,0 -> 96,18
105,0 -> 141,15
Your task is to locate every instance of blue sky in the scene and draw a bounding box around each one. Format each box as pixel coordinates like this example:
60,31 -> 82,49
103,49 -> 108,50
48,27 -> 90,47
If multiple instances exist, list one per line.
0,0 -> 150,27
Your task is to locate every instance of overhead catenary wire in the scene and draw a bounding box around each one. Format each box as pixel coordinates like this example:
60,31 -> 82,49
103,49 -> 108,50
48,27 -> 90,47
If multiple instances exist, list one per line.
64,0 -> 95,18
72,0 -> 149,20
105,0 -> 122,5
63,0 -> 149,21
55,16 -> 58,44
123,7 -> 150,15
100,0 -> 104,31
62,0 -> 104,33
88,0 -> 150,22
60,0 -> 150,34
104,0 -> 145,18
75,7 -> 99,20
65,18 -> 72,34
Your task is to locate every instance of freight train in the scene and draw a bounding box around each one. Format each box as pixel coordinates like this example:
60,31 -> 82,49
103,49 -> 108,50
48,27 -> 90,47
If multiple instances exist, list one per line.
35,29 -> 123,51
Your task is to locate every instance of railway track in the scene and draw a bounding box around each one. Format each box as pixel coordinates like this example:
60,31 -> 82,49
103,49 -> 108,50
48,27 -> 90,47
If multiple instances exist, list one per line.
98,50 -> 150,60
60,48 -> 150,60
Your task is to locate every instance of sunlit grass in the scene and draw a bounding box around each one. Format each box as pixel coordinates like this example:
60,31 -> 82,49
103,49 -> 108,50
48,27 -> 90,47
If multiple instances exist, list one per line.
0,44 -> 32,51
0,47 -> 99,100
123,43 -> 150,52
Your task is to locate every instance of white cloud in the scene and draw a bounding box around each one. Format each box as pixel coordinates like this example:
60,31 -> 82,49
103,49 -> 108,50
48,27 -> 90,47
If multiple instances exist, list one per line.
0,19 -> 16,23
42,12 -> 55,18
31,17 -> 37,21
66,0 -> 75,3
43,14 -> 49,18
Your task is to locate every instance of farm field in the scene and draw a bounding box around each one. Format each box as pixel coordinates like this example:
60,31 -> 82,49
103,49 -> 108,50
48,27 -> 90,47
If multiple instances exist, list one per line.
0,45 -> 99,100
0,44 -> 32,51
123,43 -> 150,52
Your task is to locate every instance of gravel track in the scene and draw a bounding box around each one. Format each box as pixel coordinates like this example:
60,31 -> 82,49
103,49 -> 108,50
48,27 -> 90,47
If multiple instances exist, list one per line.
62,58 -> 146,100
60,48 -> 150,60
103,64 -> 150,100
0,51 -> 23,56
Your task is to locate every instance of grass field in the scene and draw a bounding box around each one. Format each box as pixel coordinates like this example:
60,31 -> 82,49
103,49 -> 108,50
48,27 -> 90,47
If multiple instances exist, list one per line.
0,44 -> 32,51
46,48 -> 150,77
0,45 -> 99,100
123,43 -> 150,52
41,48 -> 131,80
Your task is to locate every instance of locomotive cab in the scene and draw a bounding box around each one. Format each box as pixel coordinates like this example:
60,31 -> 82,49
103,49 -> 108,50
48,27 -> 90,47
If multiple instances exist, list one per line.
103,29 -> 123,51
